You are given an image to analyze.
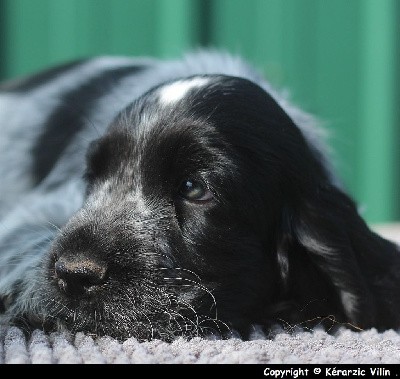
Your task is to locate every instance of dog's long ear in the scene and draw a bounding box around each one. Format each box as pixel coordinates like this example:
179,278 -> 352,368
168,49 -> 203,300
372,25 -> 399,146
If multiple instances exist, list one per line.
277,179 -> 398,329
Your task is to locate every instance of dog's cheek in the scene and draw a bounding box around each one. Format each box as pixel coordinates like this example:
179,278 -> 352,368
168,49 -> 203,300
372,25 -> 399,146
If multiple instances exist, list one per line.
181,216 -> 275,293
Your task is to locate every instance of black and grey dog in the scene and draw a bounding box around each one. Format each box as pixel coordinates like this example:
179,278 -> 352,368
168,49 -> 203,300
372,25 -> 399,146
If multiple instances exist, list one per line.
0,51 -> 399,341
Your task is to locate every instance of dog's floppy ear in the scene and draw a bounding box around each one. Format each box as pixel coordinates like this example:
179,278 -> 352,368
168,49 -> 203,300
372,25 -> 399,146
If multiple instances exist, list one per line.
277,181 -> 386,329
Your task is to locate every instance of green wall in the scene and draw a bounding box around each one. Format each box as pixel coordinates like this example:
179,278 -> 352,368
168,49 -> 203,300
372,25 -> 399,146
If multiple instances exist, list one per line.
0,0 -> 398,223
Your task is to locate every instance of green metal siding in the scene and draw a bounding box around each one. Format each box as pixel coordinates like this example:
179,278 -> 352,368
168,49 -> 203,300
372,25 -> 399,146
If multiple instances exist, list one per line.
357,0 -> 398,222
0,0 -> 398,223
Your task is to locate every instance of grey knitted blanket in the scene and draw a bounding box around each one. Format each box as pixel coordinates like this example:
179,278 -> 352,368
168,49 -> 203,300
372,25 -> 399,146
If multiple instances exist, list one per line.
1,326 -> 400,364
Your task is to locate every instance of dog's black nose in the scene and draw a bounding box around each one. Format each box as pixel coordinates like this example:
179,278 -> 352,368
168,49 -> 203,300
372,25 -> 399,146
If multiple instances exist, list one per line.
55,255 -> 107,297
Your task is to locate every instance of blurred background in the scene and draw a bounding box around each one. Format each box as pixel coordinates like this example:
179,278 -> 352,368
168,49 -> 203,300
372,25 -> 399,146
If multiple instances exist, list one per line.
0,0 -> 398,224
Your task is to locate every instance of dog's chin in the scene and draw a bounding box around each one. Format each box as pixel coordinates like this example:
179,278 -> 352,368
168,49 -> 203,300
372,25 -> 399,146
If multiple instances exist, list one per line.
33,276 -> 231,342
46,299 -> 231,342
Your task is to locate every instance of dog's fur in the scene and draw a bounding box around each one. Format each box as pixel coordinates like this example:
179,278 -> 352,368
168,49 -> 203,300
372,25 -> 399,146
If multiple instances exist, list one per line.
0,51 -> 399,341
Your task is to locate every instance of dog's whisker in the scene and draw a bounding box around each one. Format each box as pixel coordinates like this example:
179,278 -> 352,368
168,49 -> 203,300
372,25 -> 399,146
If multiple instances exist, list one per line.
45,221 -> 63,234
198,316 -> 232,338
159,266 -> 202,282
173,277 -> 218,320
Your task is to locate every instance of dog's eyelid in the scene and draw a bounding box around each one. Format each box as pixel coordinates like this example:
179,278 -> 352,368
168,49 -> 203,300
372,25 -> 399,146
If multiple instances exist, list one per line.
177,177 -> 215,203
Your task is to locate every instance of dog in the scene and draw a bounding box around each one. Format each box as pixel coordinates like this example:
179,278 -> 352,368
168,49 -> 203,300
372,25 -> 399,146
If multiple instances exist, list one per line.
0,50 -> 399,342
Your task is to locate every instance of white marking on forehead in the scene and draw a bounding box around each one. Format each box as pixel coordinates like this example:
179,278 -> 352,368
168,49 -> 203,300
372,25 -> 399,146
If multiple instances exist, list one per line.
158,77 -> 210,105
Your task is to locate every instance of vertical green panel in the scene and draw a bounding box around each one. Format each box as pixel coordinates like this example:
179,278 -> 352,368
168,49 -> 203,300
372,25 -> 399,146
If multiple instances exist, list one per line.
313,1 -> 362,196
0,0 -> 5,80
209,0 -> 319,97
1,0 -> 206,78
3,0 -> 53,77
155,0 -> 203,58
108,0 -> 158,56
356,0 -> 397,222
276,0 -> 319,109
396,0 -> 400,220
252,0 -> 286,81
209,0 -> 257,59
47,0 -> 84,63
47,0 -> 159,60
70,0 -> 114,56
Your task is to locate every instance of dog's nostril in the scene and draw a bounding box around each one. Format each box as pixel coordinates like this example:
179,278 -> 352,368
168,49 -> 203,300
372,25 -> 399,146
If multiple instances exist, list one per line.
55,257 -> 107,297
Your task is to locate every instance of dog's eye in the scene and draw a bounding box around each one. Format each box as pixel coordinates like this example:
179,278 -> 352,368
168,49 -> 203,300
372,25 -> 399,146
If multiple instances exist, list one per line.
178,179 -> 213,202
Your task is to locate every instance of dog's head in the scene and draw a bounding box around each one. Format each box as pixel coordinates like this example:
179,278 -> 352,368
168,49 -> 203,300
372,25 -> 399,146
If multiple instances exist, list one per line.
43,75 -> 396,341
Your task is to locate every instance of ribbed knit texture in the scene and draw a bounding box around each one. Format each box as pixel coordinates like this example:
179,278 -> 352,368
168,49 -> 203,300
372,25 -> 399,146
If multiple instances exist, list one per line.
1,326 -> 400,364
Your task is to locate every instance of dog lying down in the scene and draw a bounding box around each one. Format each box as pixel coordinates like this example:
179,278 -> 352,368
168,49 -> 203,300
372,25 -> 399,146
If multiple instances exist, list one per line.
0,51 -> 399,342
